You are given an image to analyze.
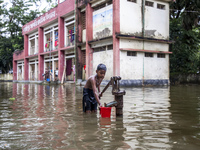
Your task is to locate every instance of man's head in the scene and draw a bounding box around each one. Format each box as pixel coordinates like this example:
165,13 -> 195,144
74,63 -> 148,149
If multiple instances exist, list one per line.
97,64 -> 107,71
96,64 -> 107,79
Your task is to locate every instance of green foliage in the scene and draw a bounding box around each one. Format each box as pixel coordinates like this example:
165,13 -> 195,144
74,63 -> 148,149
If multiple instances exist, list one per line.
170,0 -> 200,74
170,0 -> 200,30
0,0 -> 57,73
0,37 -> 13,73
0,0 -> 40,73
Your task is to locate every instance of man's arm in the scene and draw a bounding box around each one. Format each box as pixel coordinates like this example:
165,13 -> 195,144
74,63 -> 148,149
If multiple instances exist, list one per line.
98,86 -> 100,93
90,77 -> 102,106
98,78 -> 103,98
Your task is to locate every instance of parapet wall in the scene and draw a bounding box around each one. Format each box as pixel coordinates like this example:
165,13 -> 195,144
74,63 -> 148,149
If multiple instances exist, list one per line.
170,74 -> 200,85
0,74 -> 13,81
13,50 -> 24,61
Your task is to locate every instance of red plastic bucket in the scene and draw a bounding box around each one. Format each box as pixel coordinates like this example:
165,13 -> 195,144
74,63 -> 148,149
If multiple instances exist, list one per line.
100,107 -> 112,118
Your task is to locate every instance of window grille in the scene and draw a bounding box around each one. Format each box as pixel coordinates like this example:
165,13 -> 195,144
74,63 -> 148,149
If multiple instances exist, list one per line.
157,4 -> 165,10
145,1 -> 154,7
127,51 -> 137,56
127,0 -> 137,3
157,53 -> 165,58
145,52 -> 153,57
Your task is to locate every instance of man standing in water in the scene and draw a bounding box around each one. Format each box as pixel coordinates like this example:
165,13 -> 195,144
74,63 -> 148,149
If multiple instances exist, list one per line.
82,64 -> 107,113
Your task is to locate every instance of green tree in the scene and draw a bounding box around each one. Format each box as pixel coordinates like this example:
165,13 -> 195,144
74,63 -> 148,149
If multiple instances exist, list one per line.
0,0 -> 40,73
170,0 -> 200,74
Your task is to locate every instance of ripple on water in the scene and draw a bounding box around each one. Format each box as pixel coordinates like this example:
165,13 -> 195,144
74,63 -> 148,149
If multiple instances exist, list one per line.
0,83 -> 200,149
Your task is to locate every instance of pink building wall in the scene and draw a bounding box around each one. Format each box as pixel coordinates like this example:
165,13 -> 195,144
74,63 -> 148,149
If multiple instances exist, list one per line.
85,4 -> 93,78
13,0 -> 126,81
113,0 -> 120,76
13,0 -> 75,81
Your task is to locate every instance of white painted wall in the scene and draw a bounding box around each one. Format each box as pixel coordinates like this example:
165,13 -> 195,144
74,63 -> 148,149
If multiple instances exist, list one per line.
144,41 -> 169,51
0,74 -> 13,80
120,51 -> 143,80
93,50 -> 113,80
120,39 -> 169,52
120,50 -> 169,80
119,0 -> 170,81
120,0 -> 142,35
120,39 -> 143,49
120,0 -> 169,39
120,38 -> 169,80
145,1 -> 169,39
143,54 -> 169,79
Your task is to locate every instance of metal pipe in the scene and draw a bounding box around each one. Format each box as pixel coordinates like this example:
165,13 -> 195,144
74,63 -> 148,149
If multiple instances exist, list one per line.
142,0 -> 145,85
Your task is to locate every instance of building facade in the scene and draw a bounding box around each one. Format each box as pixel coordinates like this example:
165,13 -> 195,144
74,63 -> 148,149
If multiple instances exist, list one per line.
13,0 -> 172,86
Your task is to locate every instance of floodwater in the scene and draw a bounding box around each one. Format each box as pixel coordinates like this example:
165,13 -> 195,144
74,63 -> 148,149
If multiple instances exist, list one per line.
0,83 -> 200,150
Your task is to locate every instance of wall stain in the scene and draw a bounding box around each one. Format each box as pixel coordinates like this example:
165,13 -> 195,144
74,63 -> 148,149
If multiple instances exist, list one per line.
95,28 -> 111,39
144,30 -> 156,37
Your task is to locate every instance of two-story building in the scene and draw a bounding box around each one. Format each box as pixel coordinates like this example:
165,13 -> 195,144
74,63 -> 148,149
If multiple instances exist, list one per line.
13,0 -> 172,86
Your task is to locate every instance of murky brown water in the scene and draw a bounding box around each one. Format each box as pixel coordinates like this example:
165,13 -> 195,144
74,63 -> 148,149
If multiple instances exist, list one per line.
0,82 -> 200,150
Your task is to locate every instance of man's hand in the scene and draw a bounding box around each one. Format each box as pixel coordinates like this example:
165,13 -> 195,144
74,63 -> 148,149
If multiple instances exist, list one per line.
99,92 -> 103,98
99,102 -> 102,107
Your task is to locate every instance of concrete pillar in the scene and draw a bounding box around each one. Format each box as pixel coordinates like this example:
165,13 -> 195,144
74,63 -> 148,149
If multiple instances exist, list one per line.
76,46 -> 83,80
58,17 -> 65,81
24,34 -> 28,57
58,17 -> 64,48
76,8 -> 83,80
113,0 -> 120,76
58,50 -> 65,81
86,3 -> 93,79
38,27 -> 44,80
78,9 -> 82,42
24,35 -> 29,80
13,60 -> 17,80
39,55 -> 44,80
24,58 -> 29,80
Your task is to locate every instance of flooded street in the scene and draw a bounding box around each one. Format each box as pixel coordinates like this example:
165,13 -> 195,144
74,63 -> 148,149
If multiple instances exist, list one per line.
0,82 -> 200,150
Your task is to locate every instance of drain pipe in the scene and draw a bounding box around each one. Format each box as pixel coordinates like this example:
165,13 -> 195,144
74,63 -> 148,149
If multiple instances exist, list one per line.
142,0 -> 145,37
74,0 -> 77,83
142,0 -> 145,86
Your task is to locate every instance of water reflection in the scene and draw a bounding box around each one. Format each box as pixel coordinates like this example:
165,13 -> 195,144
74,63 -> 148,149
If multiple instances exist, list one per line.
0,83 -> 200,149
121,87 -> 172,149
169,85 -> 200,150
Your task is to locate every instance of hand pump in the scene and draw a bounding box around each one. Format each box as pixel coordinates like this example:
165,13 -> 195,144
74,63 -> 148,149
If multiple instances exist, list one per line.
100,76 -> 126,116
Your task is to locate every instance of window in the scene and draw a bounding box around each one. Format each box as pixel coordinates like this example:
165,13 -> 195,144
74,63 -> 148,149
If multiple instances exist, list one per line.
93,45 -> 112,53
65,17 -> 75,47
157,4 -> 165,10
82,12 -> 86,30
44,32 -> 52,51
145,1 -> 154,7
157,53 -> 165,58
66,24 -> 75,47
93,3 -> 106,11
44,24 -> 58,52
93,46 -> 106,53
54,29 -> 59,49
93,0 -> 112,11
107,45 -> 113,50
145,53 -> 153,57
127,0 -> 137,3
127,51 -> 137,56
28,33 -> 38,56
